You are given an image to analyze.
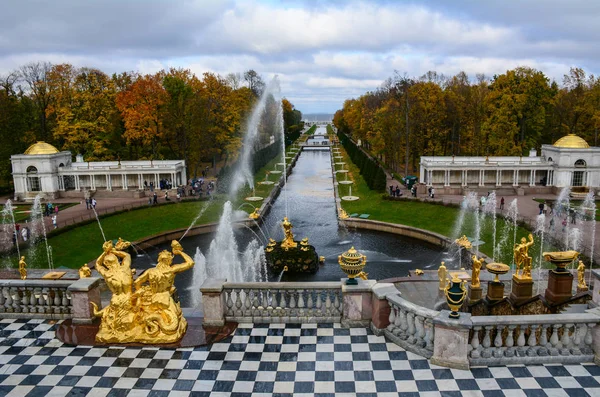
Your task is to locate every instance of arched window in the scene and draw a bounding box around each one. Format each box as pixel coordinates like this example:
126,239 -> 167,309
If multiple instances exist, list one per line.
26,166 -> 40,191
547,157 -> 553,163
59,163 -> 64,167
572,159 -> 587,187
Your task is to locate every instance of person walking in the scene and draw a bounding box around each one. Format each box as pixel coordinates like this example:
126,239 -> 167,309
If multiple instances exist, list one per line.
395,186 -> 401,197
54,205 -> 59,215
153,192 -> 158,204
500,197 -> 505,210
52,215 -> 58,229
538,202 -> 544,215
92,198 -> 97,210
389,185 -> 394,197
85,198 -> 90,210
431,187 -> 435,199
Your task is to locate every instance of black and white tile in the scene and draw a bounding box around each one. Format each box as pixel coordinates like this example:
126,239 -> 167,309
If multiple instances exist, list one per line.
0,319 -> 598,396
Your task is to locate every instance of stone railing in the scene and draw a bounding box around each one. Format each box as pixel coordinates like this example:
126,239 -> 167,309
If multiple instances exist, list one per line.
0,277 -> 101,323
384,293 -> 438,358
222,282 -> 343,323
469,313 -> 599,366
200,278 -> 375,327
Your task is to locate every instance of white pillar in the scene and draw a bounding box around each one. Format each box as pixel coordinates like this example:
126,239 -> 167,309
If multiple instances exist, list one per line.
107,174 -> 111,191
479,170 -> 484,186
122,174 -> 127,190
531,170 -> 536,186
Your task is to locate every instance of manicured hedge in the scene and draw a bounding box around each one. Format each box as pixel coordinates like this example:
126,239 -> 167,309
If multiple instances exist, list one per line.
337,131 -> 387,192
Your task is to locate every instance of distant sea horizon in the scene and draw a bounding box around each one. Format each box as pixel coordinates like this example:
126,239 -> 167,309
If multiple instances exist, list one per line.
303,113 -> 333,122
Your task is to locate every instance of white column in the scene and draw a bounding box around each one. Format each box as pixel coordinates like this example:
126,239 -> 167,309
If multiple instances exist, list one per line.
122,174 -> 127,190
75,175 -> 80,191
479,170 -> 484,186
107,174 -> 111,191
531,170 -> 536,186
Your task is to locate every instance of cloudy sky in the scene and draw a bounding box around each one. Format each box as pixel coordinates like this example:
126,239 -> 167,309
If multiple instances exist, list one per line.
1,0 -> 599,113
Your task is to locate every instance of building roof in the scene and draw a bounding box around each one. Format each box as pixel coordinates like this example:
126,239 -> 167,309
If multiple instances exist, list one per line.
24,141 -> 60,155
553,134 -> 590,149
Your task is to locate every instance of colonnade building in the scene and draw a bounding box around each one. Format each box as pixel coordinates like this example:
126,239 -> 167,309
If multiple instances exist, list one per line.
11,142 -> 187,200
419,134 -> 599,194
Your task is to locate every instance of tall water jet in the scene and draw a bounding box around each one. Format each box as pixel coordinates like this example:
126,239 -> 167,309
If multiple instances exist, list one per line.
31,195 -> 54,270
555,187 -> 571,248
229,77 -> 284,199
507,199 -> 519,258
582,190 -> 597,284
482,192 -> 497,261
189,247 -> 207,306
207,202 -> 243,282
534,214 -> 546,295
1,200 -> 20,267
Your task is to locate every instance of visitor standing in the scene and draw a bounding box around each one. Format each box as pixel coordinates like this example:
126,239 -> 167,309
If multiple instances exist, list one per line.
144,181 -> 148,190
538,202 -> 544,215
150,181 -> 154,192
15,223 -> 20,240
85,198 -> 90,210
500,197 -> 505,210
52,215 -> 57,229
431,187 -> 435,199
92,198 -> 97,210
389,185 -> 393,196
395,186 -> 401,197
54,205 -> 59,215
153,192 -> 158,204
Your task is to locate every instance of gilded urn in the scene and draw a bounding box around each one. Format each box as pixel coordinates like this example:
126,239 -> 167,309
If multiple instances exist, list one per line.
444,273 -> 467,319
338,246 -> 367,285
543,250 -> 579,273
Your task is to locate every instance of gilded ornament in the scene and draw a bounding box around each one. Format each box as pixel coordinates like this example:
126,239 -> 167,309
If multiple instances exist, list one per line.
338,207 -> 349,219
455,235 -> 472,250
79,263 -> 92,278
91,239 -> 194,344
471,256 -> 484,288
280,217 -> 297,249
415,269 -> 424,276
444,273 -> 467,318
543,250 -> 579,272
18,256 -> 27,280
577,260 -> 587,290
438,261 -> 448,290
249,208 -> 260,220
513,234 -> 534,279
338,246 -> 367,285
486,262 -> 510,282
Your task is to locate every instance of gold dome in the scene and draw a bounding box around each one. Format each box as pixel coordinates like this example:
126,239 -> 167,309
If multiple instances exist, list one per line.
553,134 -> 590,149
24,141 -> 60,155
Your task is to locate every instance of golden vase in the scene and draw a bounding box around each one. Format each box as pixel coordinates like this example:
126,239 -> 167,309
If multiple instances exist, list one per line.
338,246 -> 367,285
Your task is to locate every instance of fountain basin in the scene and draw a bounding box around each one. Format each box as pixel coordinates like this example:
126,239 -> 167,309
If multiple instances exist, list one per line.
258,181 -> 275,185
338,181 -> 354,185
336,170 -> 349,174
245,196 -> 264,202
341,196 -> 360,201
270,170 -> 282,174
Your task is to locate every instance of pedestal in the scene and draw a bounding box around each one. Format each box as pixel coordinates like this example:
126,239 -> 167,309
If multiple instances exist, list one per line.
509,275 -> 534,305
486,281 -> 505,301
544,270 -> 574,304
468,285 -> 482,303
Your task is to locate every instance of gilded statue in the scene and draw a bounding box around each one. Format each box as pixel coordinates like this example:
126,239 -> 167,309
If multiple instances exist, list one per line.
281,217 -> 297,249
18,256 -> 27,280
577,260 -> 587,290
471,256 -> 484,288
438,261 -> 448,290
91,239 -> 194,344
79,263 -> 92,278
514,234 -> 534,279
455,235 -> 472,250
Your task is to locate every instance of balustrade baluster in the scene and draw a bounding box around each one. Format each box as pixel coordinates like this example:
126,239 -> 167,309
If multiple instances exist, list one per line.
333,292 -> 341,316
387,305 -> 396,332
0,287 -> 6,313
493,325 -> 504,358
64,290 -> 71,314
29,288 -> 37,313
44,287 -> 52,314
306,290 -> 313,318
526,325 -> 539,357
234,290 -> 243,317
482,326 -> 493,358
470,326 -> 481,358
425,319 -> 434,352
538,324 -> 550,356
406,312 -> 416,343
53,288 -> 61,313
584,323 -> 595,354
21,287 -> 29,314
571,323 -> 582,355
280,290 -> 287,320
226,290 -> 234,316
515,326 -> 527,356
5,287 -> 13,313
415,315 -> 425,347
549,324 -> 561,356
503,325 -> 516,357
13,287 -> 22,313
315,289 -> 323,317
560,324 -> 572,356
325,291 -> 332,317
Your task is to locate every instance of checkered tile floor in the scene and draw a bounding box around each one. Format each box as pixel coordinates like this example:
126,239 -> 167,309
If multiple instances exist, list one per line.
0,319 -> 598,396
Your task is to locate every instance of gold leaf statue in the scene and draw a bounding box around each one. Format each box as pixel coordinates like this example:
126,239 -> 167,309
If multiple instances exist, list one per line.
455,235 -> 472,250
438,261 -> 447,290
514,234 -> 534,279
281,217 -> 297,249
471,256 -> 484,288
91,239 -> 194,344
79,263 -> 92,278
577,260 -> 587,290
18,256 -> 27,280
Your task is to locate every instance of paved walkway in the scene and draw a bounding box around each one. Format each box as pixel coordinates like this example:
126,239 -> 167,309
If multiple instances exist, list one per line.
0,319 -> 599,396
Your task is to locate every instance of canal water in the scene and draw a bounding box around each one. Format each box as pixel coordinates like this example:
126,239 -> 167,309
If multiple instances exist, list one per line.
135,126 -> 445,306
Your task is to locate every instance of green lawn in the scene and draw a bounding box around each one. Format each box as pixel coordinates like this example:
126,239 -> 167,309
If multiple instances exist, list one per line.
2,202 -> 79,223
335,140 -> 552,267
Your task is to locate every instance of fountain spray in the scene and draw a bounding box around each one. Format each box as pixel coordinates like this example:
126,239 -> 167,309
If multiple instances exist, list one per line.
582,190 -> 597,284
2,200 -> 20,265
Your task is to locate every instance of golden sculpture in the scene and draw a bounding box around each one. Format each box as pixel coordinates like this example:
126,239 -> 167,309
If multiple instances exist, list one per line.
91,239 -> 194,344
79,263 -> 92,278
455,235 -> 472,250
486,262 -> 510,283
438,261 -> 448,290
338,207 -> 349,219
543,250 -> 579,272
338,246 -> 368,285
281,217 -> 297,249
415,269 -> 424,276
249,208 -> 260,220
471,256 -> 484,288
577,260 -> 587,290
514,234 -> 534,279
18,256 -> 27,280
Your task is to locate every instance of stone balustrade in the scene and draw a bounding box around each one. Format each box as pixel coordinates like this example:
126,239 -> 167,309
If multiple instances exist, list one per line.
222,282 -> 343,323
0,280 -> 73,319
469,313 -> 599,366
384,293 -> 438,359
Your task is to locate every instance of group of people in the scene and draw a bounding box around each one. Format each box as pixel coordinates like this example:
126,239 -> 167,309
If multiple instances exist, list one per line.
388,185 -> 402,197
11,223 -> 30,245
44,202 -> 59,217
84,197 -> 97,210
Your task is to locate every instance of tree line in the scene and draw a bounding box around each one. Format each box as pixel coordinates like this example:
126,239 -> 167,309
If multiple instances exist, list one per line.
333,67 -> 600,176
0,63 -> 303,189
337,129 -> 387,191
